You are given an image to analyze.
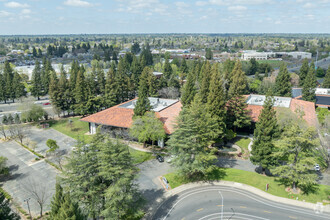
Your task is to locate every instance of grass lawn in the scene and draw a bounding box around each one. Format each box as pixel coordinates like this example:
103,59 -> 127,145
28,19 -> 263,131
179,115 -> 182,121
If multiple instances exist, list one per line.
164,168 -> 330,204
129,148 -> 155,164
234,137 -> 251,150
48,117 -> 154,164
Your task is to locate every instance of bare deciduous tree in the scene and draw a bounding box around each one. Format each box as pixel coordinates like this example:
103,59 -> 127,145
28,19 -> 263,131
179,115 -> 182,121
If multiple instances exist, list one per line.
9,125 -> 26,144
23,179 -> 50,217
158,87 -> 180,99
0,124 -> 7,140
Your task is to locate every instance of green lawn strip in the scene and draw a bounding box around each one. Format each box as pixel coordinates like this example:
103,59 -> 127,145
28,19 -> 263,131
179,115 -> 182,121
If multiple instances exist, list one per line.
234,137 -> 251,150
48,117 -> 154,164
16,141 -> 45,159
164,168 -> 330,204
129,148 -> 155,164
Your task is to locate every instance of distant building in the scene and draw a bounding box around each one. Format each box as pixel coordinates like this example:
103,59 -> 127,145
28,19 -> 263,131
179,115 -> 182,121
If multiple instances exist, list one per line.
241,50 -> 312,60
291,88 -> 330,109
287,52 -> 312,59
153,72 -> 163,78
241,50 -> 275,60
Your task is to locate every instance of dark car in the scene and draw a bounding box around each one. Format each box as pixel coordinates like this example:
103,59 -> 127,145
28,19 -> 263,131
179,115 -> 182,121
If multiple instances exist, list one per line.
156,155 -> 164,162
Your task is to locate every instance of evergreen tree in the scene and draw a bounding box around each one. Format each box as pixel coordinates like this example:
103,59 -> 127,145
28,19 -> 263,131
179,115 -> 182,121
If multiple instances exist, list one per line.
134,67 -> 151,116
0,74 -> 5,103
250,95 -> 279,173
4,61 -> 14,103
96,63 -> 105,95
55,194 -> 85,220
222,59 -> 235,93
12,72 -> 26,100
322,65 -> 330,88
0,192 -> 20,220
302,62 -> 317,102
206,64 -> 226,140
116,58 -> 130,102
163,58 -> 172,80
199,61 -> 211,103
275,64 -> 292,97
31,60 -> 43,100
49,182 -> 64,219
74,70 -> 88,115
168,96 -> 219,178
140,43 -> 153,65
248,58 -> 258,75
205,48 -> 213,60
41,58 -> 52,95
32,46 -> 37,57
228,60 -> 247,98
105,63 -> 119,107
181,70 -> 196,106
147,70 -> 158,97
271,123 -> 319,190
299,58 -> 309,86
226,96 -> 251,132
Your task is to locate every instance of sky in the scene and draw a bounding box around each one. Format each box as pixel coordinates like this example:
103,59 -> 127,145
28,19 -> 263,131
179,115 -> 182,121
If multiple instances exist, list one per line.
0,0 -> 329,35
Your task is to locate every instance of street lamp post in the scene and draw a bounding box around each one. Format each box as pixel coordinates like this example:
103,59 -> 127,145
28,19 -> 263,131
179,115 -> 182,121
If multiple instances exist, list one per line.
24,198 -> 32,220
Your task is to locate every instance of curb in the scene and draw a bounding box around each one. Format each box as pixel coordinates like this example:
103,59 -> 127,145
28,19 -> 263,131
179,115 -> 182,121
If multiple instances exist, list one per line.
146,180 -> 330,219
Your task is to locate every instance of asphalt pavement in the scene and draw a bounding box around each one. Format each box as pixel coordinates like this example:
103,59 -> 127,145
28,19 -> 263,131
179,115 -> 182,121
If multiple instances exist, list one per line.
153,185 -> 330,220
0,141 -> 58,215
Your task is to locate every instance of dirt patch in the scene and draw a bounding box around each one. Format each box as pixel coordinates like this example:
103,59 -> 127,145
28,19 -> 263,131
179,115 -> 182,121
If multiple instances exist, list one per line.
285,187 -> 301,194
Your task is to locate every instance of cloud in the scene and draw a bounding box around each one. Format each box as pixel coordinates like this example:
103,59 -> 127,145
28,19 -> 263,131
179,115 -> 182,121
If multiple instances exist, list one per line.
21,9 -> 31,14
5,1 -> 29,8
228,5 -> 247,11
175,1 -> 189,8
0,10 -> 11,17
302,2 -> 315,8
117,0 -> 168,15
201,0 -> 273,6
63,0 -> 93,7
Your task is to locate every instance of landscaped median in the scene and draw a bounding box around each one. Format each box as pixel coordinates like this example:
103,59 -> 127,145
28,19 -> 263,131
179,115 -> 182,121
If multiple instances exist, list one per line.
164,168 -> 330,204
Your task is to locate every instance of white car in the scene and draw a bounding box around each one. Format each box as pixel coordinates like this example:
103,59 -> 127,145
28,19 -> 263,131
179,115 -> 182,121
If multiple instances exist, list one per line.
314,164 -> 320,171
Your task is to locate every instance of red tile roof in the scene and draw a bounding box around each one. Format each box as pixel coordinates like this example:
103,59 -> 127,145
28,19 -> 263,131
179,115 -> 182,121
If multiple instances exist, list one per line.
246,97 -> 317,127
81,98 -> 182,134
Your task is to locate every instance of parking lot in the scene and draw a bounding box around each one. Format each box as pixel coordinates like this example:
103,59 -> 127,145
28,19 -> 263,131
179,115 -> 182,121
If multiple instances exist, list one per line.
0,141 -> 58,215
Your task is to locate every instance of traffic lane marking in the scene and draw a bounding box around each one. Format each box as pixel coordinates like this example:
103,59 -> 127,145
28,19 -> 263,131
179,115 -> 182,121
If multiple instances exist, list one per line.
289,216 -> 297,219
240,206 -> 247,208
196,208 -> 203,212
264,210 -> 272,213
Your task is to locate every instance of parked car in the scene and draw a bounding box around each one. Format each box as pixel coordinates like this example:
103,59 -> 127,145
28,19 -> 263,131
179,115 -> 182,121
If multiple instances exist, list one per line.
314,164 -> 320,171
43,102 -> 51,105
156,155 -> 164,162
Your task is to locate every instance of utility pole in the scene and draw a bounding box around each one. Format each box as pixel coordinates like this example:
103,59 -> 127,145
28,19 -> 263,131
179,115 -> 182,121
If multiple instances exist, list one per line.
24,198 -> 32,220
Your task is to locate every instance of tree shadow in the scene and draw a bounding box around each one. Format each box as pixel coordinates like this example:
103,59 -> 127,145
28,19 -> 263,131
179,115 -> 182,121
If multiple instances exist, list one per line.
215,157 -> 239,168
143,188 -> 179,220
300,183 -> 320,195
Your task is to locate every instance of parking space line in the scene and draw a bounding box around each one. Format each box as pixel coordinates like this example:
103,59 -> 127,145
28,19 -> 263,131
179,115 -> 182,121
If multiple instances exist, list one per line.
264,210 -> 272,213
196,208 -> 203,212
240,206 -> 247,208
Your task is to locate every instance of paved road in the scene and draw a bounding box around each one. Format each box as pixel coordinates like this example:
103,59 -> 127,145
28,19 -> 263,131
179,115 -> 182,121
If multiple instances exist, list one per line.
153,185 -> 330,220
288,57 -> 330,72
136,159 -> 173,203
0,141 -> 58,215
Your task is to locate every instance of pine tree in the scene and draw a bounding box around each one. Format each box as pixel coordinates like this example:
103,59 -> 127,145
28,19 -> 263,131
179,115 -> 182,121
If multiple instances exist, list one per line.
222,59 -> 235,93
271,123 -> 319,190
206,64 -> 226,140
0,74 -> 5,103
147,70 -> 158,97
3,61 -> 14,103
31,60 -> 43,100
116,58 -> 130,102
74,70 -> 88,115
299,58 -> 309,86
181,70 -> 196,106
49,182 -> 64,219
275,64 -> 292,97
12,72 -> 26,100
0,192 -> 20,220
163,58 -> 172,80
228,60 -> 247,98
322,65 -> 330,88
302,62 -> 317,102
226,96 -> 251,132
199,61 -> 211,103
134,67 -> 151,116
250,95 -> 279,173
96,63 -> 105,95
55,194 -> 85,220
41,58 -> 52,95
167,96 -> 219,178
105,64 -> 119,107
